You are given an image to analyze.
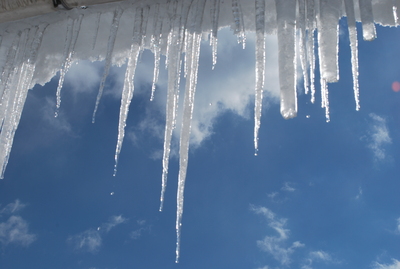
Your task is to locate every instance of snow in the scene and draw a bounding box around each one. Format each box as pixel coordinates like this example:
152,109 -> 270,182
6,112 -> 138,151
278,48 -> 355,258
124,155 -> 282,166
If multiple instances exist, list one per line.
0,0 -> 398,262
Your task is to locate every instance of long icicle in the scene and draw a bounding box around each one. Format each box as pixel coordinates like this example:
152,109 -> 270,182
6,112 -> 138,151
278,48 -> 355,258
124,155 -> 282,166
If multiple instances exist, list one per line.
297,0 -> 309,94
254,0 -> 266,155
92,6 -> 124,123
175,0 -> 205,263
114,7 -> 144,176
55,14 -> 84,117
150,3 -> 164,101
344,0 -> 360,111
210,0 -> 221,69
306,0 -> 316,103
159,0 -> 186,212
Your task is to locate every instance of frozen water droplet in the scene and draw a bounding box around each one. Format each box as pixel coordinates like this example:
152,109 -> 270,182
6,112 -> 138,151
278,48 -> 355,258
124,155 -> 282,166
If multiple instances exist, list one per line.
110,192 -> 114,195
306,115 -> 310,118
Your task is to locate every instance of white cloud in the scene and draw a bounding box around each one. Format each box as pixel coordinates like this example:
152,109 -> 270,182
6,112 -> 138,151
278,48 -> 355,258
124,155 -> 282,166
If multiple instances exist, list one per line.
367,113 -> 392,161
65,60 -> 101,94
102,215 -> 126,233
301,250 -> 334,269
130,219 -> 150,240
68,215 -> 126,253
250,205 -> 304,265
68,229 -> 102,253
373,259 -> 400,269
0,199 -> 26,215
281,182 -> 295,192
0,200 -> 36,248
396,218 -> 400,234
309,250 -> 332,261
0,216 -> 37,247
130,228 -> 144,240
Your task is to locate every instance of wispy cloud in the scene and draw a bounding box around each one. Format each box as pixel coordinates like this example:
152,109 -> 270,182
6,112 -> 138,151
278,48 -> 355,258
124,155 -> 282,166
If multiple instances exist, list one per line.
367,113 -> 392,161
281,182 -> 295,192
0,199 -> 26,215
130,219 -> 150,240
102,215 -> 126,233
355,187 -> 363,200
301,250 -> 334,269
68,215 -> 126,253
250,205 -> 304,265
68,229 -> 102,253
309,250 -> 332,261
0,201 -> 36,247
373,259 -> 400,269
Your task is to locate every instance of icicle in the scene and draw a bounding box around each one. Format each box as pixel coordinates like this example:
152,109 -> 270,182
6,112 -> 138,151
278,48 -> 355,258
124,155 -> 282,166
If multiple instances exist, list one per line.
175,1 -> 205,263
114,7 -> 145,176
344,0 -> 360,111
159,41 -> 181,211
394,5 -> 399,26
297,0 -> 309,94
55,15 -> 84,117
318,0 -> 340,83
306,0 -> 316,103
254,0 -> 265,155
114,44 -> 140,176
358,0 -> 376,41
275,0 -> 297,119
0,33 -> 21,103
175,33 -> 201,263
210,0 -> 221,69
150,3 -> 163,101
320,78 -> 330,122
92,12 -> 102,50
92,6 -> 124,123
232,0 -> 246,49
159,0 -> 192,212
0,28 -> 33,178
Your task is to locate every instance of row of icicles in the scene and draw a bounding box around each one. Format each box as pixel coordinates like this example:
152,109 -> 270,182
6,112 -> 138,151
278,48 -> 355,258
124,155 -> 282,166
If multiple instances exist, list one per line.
1,0 -> 396,262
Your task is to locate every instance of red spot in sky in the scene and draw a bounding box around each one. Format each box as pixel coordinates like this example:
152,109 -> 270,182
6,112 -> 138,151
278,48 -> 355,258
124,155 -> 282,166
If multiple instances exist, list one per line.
392,81 -> 400,92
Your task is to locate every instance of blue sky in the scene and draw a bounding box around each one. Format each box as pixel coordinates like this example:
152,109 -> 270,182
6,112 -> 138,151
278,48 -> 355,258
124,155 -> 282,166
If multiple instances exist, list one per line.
1,20 -> 400,269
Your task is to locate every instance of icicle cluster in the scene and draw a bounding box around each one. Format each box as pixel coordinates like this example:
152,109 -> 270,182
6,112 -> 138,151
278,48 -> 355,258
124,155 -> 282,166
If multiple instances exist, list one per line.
0,0 -> 399,262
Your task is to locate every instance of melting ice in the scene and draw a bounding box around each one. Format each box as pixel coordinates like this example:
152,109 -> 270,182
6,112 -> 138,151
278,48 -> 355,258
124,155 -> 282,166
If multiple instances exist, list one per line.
0,0 -> 399,262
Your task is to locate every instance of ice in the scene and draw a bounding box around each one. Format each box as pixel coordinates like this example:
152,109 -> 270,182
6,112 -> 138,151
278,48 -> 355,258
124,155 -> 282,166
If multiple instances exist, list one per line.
276,0 -> 297,119
317,0 -> 340,83
0,0 -> 399,261
344,0 -> 360,110
232,0 -> 246,49
92,7 -> 124,123
210,0 -> 221,69
55,14 -> 83,117
359,0 -> 376,41
150,3 -> 163,101
254,0 -> 266,154
113,6 -> 145,176
306,0 -> 316,103
175,1 -> 205,262
92,12 -> 101,50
